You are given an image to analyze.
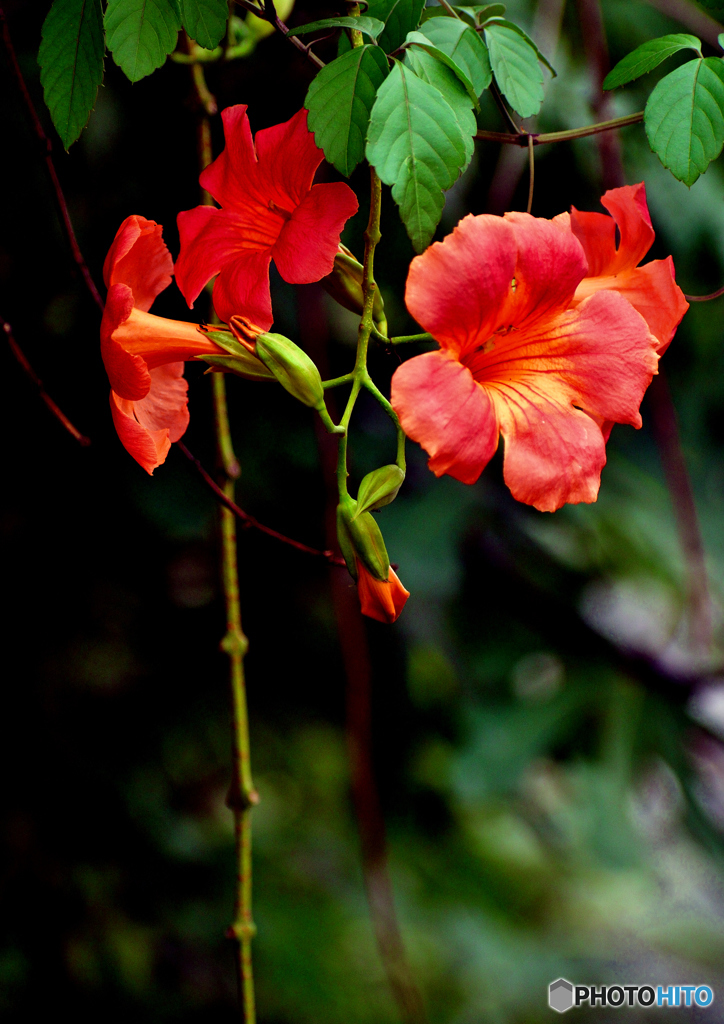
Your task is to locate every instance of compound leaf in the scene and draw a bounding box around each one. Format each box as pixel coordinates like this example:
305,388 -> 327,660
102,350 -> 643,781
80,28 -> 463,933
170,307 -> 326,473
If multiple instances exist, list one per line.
38,0 -> 105,149
603,33 -> 702,91
306,45 -> 389,176
104,0 -> 182,82
645,56 -> 724,185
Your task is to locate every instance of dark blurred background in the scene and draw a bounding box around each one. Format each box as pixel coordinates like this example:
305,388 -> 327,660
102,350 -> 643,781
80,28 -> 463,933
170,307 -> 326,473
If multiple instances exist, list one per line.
4,1 -> 724,1020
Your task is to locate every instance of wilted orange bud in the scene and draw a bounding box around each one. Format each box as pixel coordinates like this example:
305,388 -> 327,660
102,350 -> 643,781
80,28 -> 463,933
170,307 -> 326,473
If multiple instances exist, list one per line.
355,558 -> 410,624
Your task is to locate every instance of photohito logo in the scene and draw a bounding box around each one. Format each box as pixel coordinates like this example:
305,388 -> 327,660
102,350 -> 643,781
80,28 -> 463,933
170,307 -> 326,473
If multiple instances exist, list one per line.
548,979 -> 714,1012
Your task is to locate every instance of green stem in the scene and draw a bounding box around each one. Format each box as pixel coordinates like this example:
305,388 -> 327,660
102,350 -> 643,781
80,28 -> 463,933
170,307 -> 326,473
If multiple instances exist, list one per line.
380,331 -> 435,345
212,374 -> 258,1024
362,376 -> 406,472
323,372 -> 355,389
335,167 -> 384,500
475,110 -> 644,146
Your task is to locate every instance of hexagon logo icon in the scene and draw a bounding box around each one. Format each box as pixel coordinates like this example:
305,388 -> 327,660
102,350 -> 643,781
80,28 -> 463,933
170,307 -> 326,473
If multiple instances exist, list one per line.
549,978 -> 574,1013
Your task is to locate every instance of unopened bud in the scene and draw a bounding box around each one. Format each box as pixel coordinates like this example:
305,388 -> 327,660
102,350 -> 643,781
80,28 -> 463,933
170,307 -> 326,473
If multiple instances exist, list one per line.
354,464 -> 404,516
196,328 -> 275,380
320,245 -> 387,333
255,333 -> 325,409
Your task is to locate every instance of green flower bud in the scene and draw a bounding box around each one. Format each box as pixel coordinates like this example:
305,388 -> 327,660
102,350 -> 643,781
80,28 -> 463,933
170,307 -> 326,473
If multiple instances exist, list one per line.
255,333 -> 325,409
196,330 -> 276,380
354,464 -> 405,517
320,246 -> 387,333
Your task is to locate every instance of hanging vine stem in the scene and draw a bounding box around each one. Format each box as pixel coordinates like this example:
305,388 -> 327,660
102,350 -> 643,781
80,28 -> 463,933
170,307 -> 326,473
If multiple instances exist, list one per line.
191,56 -> 258,1022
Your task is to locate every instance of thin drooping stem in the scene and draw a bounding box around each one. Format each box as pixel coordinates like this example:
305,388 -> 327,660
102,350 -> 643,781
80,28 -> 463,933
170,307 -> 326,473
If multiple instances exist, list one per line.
686,283 -> 724,302
526,134 -> 535,214
189,61 -> 257,1022
0,7 -> 104,312
177,441 -> 345,564
2,316 -> 90,445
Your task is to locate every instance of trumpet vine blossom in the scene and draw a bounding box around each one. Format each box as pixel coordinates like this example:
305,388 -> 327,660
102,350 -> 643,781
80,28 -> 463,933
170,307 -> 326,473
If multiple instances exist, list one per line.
390,191 -> 680,512
174,105 -> 359,330
356,560 -> 410,624
101,215 -> 222,474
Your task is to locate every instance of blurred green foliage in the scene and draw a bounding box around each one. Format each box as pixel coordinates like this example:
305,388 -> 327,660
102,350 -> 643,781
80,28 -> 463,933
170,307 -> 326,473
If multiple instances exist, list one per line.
3,1 -> 724,1022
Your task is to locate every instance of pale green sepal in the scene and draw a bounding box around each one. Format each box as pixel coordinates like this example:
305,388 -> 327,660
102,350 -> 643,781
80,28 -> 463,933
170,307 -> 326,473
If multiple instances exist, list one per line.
347,510 -> 390,581
336,503 -> 359,577
196,353 -> 276,381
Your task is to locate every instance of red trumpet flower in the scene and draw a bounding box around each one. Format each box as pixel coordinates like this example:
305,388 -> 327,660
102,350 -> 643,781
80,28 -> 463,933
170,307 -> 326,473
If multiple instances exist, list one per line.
390,190 -> 679,512
101,215 -> 222,474
356,560 -> 410,624
175,105 -> 359,330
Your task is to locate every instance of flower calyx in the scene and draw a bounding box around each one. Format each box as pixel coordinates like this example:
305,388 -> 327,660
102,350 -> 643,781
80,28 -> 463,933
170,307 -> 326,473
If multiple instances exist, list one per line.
320,245 -> 388,335
337,498 -> 390,581
195,325 -> 276,381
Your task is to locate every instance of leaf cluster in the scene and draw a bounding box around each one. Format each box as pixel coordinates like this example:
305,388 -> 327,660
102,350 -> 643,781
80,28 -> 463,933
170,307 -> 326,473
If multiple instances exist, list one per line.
303,2 -> 554,251
604,33 -> 724,186
38,0 -> 230,149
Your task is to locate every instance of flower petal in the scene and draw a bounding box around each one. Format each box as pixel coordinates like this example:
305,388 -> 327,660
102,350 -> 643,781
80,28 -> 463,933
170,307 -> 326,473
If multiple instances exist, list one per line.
356,560 -> 410,623
109,390 -> 171,474
199,105 -> 259,209
574,257 -> 688,354
254,108 -> 323,209
470,289 -> 658,430
272,183 -> 359,284
213,249 -> 274,330
570,182 -> 654,278
103,215 -> 173,312
503,212 -> 589,328
391,350 -> 499,484
101,284 -> 151,401
498,392 -> 607,512
134,363 -> 189,442
405,215 -> 517,356
175,205 -> 280,312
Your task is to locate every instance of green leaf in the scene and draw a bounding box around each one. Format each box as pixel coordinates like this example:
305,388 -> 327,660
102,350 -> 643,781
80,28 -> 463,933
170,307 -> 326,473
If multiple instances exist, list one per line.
483,18 -> 555,76
179,0 -> 228,50
645,56 -> 724,185
365,0 -> 425,52
404,46 -> 477,163
38,0 -> 104,149
603,34 -> 702,91
104,0 -> 182,82
720,32 -> 724,53
288,16 -> 386,40
415,17 -> 492,95
484,19 -> 544,117
406,29 -> 479,107
367,60 -> 469,251
305,46 -> 389,177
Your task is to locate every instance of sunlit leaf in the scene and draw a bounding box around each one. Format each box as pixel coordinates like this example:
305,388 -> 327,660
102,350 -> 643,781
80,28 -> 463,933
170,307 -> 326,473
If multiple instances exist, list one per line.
404,45 -> 477,163
178,0 -> 228,49
484,18 -> 544,117
645,56 -> 724,185
38,0 -> 105,149
406,29 -> 480,107
603,33 -> 702,91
